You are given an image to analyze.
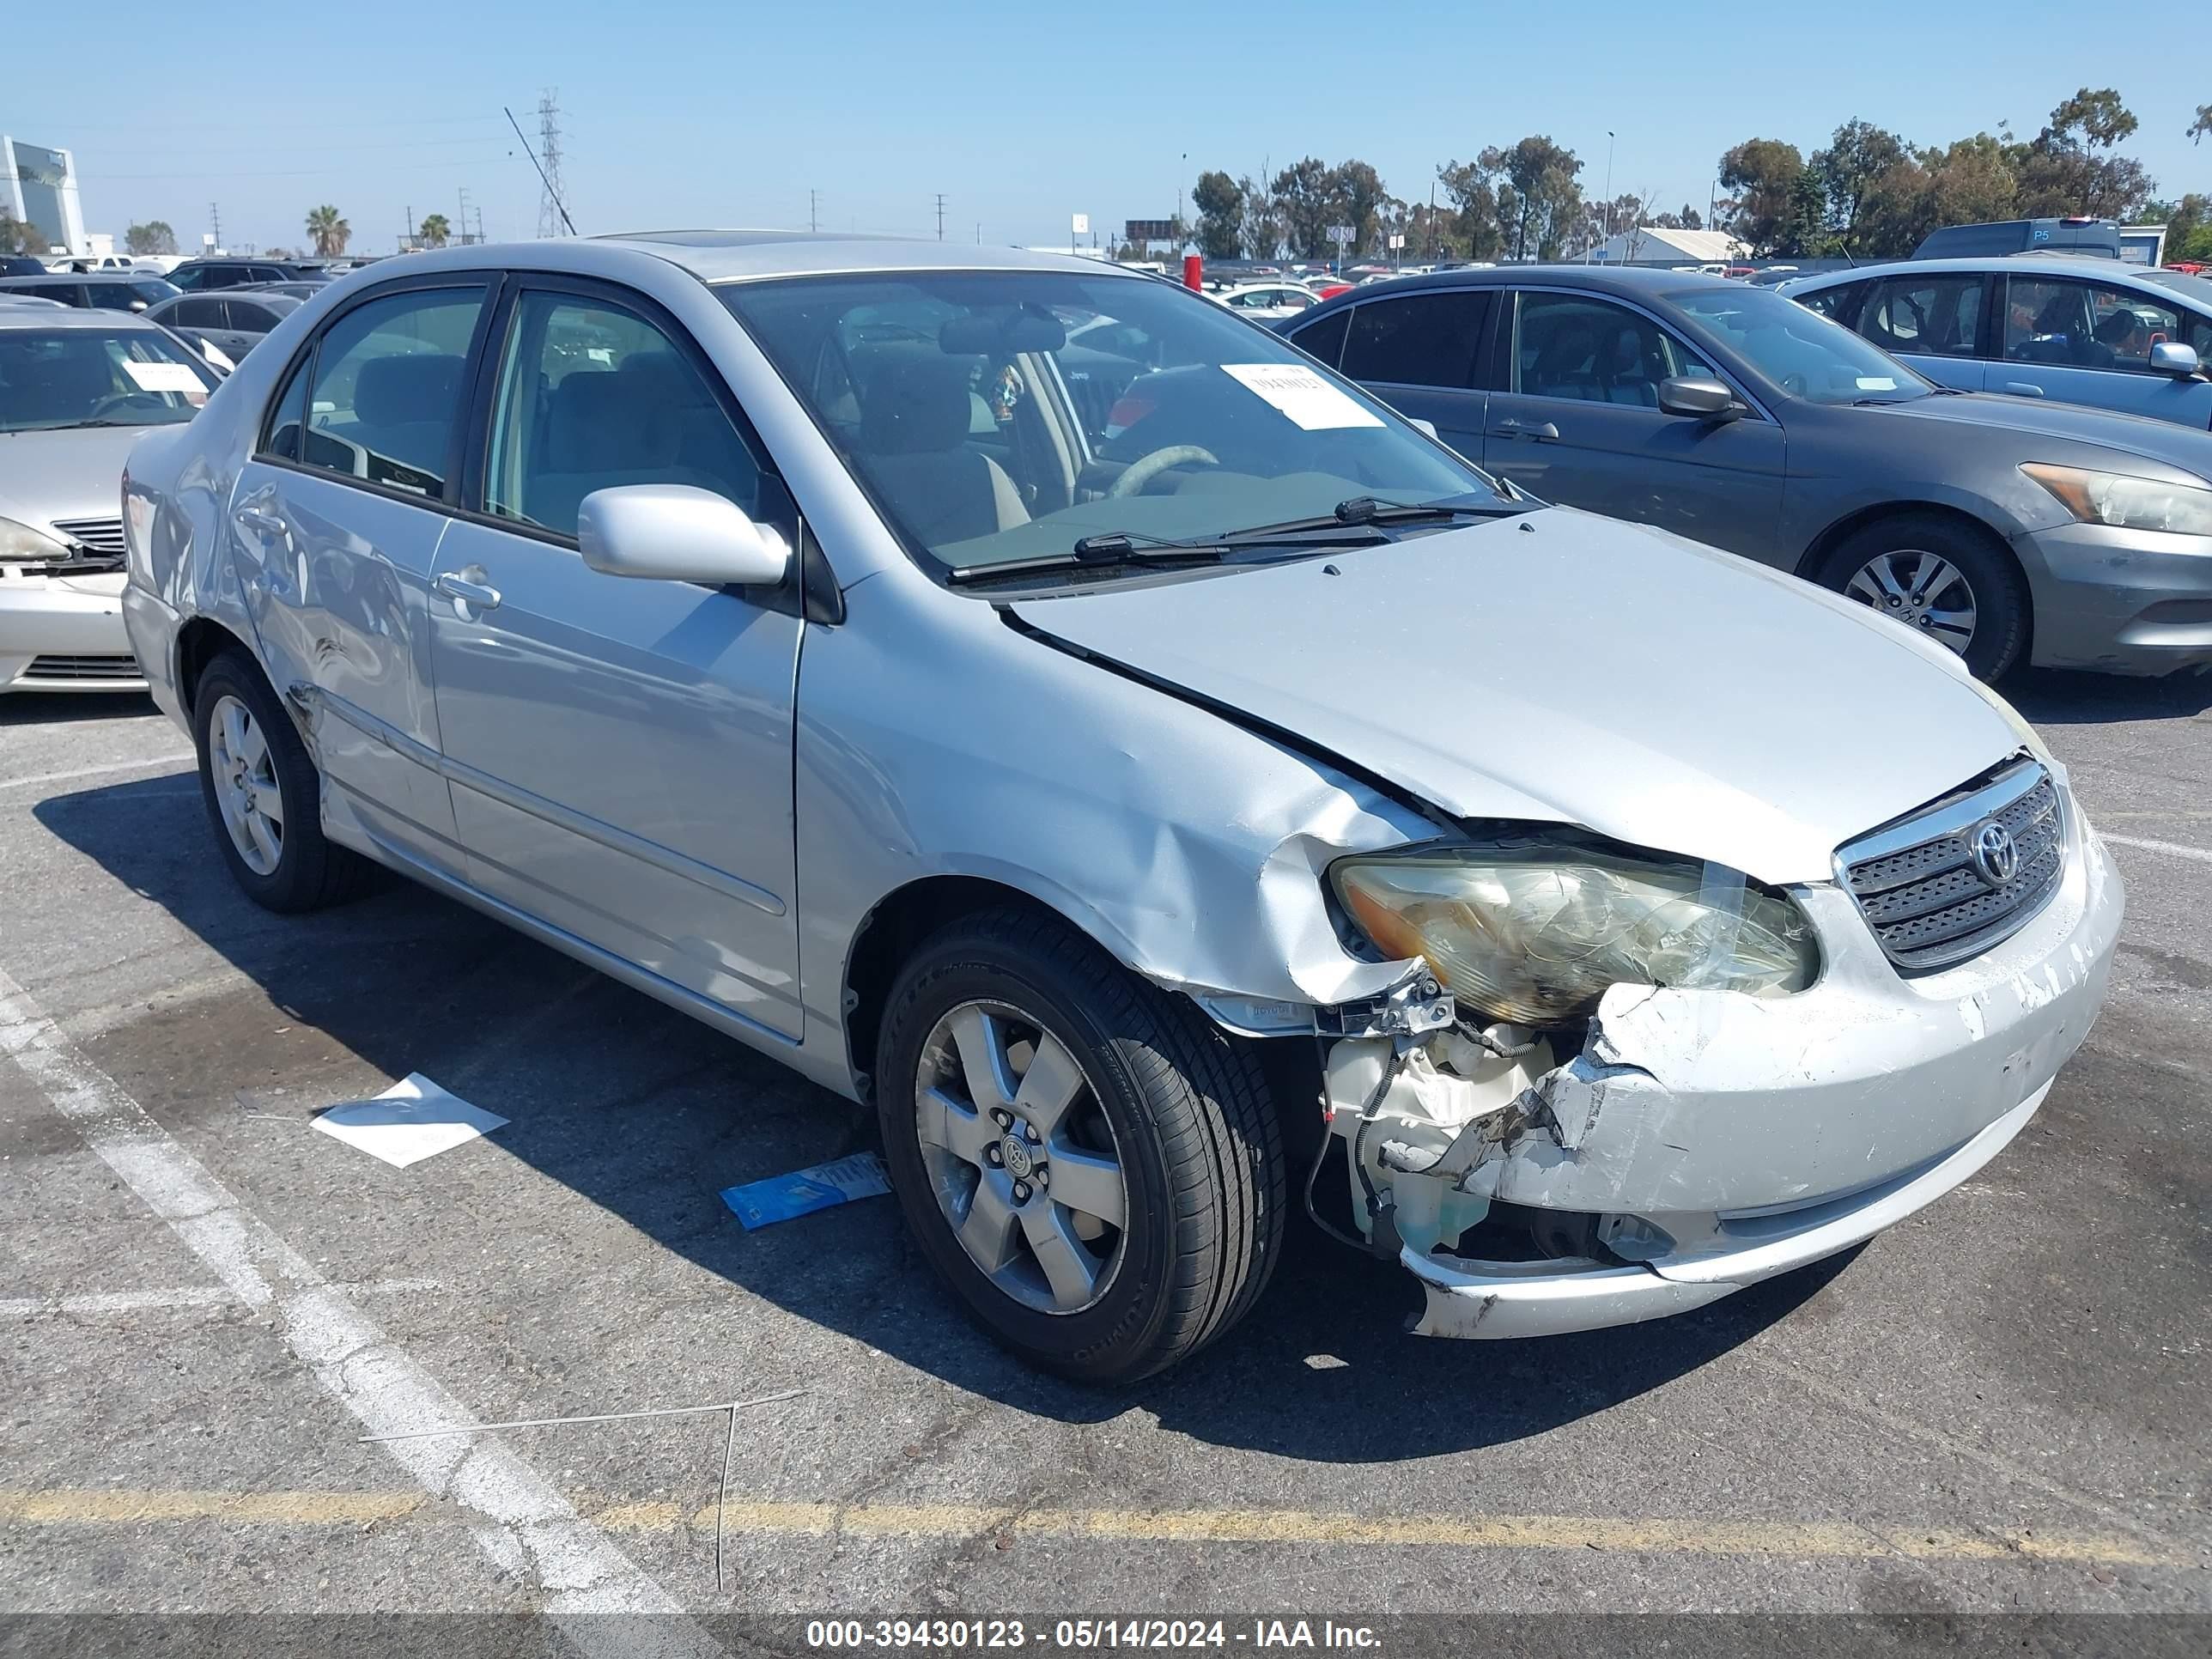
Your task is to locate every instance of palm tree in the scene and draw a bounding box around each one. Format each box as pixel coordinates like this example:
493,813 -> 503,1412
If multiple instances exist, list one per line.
305,205 -> 350,258
416,213 -> 451,249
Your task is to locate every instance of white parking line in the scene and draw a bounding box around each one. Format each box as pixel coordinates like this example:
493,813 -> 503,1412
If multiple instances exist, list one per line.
2100,832 -> 2212,866
0,753 -> 194,796
0,964 -> 726,1657
0,1279 -> 447,1320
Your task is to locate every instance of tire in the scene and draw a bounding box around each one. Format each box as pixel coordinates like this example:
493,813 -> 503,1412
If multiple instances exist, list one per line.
876,908 -> 1283,1384
192,649 -> 370,913
1814,513 -> 2028,681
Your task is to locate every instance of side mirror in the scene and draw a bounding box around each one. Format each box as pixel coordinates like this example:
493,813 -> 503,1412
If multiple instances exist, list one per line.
1658,376 -> 1742,420
2148,340 -> 2203,378
1406,416 -> 1440,441
577,485 -> 791,586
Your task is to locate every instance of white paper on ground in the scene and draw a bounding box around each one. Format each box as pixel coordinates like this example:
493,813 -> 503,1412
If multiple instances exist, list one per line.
311,1073 -> 508,1169
1221,362 -> 1383,430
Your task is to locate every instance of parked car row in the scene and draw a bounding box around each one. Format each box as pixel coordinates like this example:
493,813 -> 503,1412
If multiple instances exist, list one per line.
96,233 -> 2121,1381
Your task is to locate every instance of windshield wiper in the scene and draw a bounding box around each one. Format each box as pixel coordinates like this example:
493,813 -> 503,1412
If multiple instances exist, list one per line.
947,543 -> 1237,586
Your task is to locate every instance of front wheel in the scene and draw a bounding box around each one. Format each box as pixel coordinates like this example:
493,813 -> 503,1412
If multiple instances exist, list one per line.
875,908 -> 1282,1383
1815,514 -> 2027,681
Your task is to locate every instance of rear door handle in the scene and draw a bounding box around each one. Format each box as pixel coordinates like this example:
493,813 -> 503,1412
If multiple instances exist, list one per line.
1490,418 -> 1559,441
2002,381 -> 2045,398
433,569 -> 502,612
234,506 -> 287,537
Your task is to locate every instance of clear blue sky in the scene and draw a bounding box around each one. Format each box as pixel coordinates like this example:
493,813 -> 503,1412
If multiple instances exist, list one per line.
10,1 -> 2209,254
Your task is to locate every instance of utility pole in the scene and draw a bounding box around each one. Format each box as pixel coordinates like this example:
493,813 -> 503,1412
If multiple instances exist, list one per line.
458,186 -> 472,246
535,89 -> 567,238
933,193 -> 946,240
1596,130 -> 1616,263
209,202 -> 222,252
809,188 -> 820,233
975,222 -> 981,244
404,204 -> 413,252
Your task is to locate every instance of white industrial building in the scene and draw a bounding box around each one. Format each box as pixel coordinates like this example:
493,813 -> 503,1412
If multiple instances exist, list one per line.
3,137 -> 88,256
1590,225 -> 1749,266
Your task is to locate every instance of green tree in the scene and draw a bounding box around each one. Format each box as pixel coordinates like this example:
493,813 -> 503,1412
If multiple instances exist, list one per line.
0,212 -> 46,256
1190,171 -> 1243,260
1773,168 -> 1832,257
1810,119 -> 1908,251
416,212 -> 452,249
1480,136 -> 1583,260
1235,175 -> 1279,259
1652,204 -> 1704,231
125,221 -> 178,256
304,204 -> 350,258
1717,138 -> 1804,254
2011,89 -> 2152,220
2191,105 -> 2212,145
1270,157 -> 1333,258
1323,160 -> 1389,254
1434,158 -> 1503,259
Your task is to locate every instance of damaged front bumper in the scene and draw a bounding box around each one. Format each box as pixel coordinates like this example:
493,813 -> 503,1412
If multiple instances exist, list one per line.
1322,804 -> 2124,1340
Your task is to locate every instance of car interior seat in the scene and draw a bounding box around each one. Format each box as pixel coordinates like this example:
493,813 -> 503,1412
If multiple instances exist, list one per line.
854,356 -> 1030,546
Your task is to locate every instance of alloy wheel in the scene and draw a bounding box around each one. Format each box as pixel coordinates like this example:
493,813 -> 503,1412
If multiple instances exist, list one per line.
913,1000 -> 1127,1315
1843,550 -> 1978,657
208,693 -> 284,876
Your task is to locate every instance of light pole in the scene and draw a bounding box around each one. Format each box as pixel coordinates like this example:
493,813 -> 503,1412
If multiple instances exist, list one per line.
1177,152 -> 1188,249
1601,130 -> 1616,261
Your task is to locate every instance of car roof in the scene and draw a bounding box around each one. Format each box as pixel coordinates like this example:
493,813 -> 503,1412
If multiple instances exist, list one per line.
581,228 -> 1140,283
0,271 -> 164,286
1785,254 -> 2201,293
1297,263 -> 1739,307
0,305 -> 167,332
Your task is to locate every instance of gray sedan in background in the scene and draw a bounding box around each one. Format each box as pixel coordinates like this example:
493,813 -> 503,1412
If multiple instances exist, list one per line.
146,291 -> 302,365
1284,266 -> 2212,678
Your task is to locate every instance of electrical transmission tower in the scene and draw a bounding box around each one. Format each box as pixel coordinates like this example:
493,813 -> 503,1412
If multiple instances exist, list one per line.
535,90 -> 568,238
934,192 -> 946,240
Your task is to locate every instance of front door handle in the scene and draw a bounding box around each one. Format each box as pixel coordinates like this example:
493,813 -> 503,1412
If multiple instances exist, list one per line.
433,568 -> 502,613
1490,418 -> 1560,441
234,505 -> 287,538
2002,381 -> 2045,398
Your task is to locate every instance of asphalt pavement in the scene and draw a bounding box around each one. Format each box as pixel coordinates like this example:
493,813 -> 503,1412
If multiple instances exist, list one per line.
2,668 -> 2207,1644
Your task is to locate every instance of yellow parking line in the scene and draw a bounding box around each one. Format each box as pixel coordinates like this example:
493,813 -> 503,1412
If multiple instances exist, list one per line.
0,1488 -> 2186,1568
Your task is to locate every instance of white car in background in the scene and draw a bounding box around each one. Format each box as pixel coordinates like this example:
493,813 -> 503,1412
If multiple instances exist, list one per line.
1208,283 -> 1322,321
0,307 -> 219,691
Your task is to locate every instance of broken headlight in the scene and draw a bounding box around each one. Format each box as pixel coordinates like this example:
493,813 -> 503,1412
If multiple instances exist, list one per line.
1330,844 -> 1817,1025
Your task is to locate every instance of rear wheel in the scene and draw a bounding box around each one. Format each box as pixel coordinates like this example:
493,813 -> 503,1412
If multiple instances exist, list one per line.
192,651 -> 369,912
876,908 -> 1282,1383
1815,514 -> 2027,681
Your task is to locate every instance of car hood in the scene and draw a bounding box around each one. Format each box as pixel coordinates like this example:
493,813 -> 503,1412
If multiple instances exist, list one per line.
1880,392 -> 2212,478
1011,509 -> 2025,887
0,425 -> 149,531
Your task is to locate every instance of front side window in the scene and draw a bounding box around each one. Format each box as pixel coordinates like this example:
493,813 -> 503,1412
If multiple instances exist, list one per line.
1513,292 -> 1712,406
1999,277 -> 2156,369
1791,281 -> 1865,323
1671,284 -> 1929,404
298,285 -> 485,495
1288,307 -> 1350,368
1341,291 -> 1492,389
0,325 -> 216,433
482,290 -> 764,538
720,270 -> 1497,575
1859,274 -> 1984,358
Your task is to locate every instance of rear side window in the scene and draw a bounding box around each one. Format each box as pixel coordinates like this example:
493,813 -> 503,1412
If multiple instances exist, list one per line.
1340,291 -> 1493,389
1286,307 -> 1349,368
295,286 -> 487,495
1792,282 -> 1865,324
174,296 -> 225,329
1859,275 -> 1984,358
481,289 -> 763,538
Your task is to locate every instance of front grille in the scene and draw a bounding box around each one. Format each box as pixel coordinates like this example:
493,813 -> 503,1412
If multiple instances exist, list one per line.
24,654 -> 143,682
43,517 -> 126,575
1838,760 -> 2065,972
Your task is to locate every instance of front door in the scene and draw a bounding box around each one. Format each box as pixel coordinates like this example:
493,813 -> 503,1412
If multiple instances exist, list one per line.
1996,275 -> 2212,427
230,278 -> 491,870
1481,289 -> 1786,559
1337,289 -> 1495,461
426,280 -> 806,1039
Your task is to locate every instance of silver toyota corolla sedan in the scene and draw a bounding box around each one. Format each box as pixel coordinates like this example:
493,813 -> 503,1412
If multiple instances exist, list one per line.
2,307 -> 217,690
120,233 -> 2122,1381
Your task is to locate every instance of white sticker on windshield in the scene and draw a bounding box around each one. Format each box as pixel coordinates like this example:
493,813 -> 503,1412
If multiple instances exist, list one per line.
123,361 -> 207,400
1855,375 -> 1898,391
1222,362 -> 1382,429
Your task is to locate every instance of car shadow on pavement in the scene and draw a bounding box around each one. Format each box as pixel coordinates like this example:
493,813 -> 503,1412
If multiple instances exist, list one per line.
0,691 -> 157,726
2003,665 -> 2212,725
34,775 -> 1847,1461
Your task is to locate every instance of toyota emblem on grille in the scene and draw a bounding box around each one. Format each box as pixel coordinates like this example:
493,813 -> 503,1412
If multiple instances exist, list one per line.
1969,819 -> 2019,886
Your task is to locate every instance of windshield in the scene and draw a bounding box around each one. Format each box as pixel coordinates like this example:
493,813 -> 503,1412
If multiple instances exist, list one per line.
720,270 -> 1500,574
1672,285 -> 1933,405
0,326 -> 216,432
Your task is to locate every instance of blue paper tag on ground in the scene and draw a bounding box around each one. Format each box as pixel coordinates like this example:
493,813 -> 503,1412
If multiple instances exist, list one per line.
721,1152 -> 892,1230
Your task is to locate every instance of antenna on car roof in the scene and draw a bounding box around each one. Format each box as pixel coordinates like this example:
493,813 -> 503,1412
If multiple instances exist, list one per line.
503,106 -> 577,237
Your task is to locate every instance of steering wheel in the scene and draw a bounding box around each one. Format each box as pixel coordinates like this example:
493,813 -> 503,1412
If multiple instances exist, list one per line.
1107,444 -> 1221,499
88,392 -> 160,421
